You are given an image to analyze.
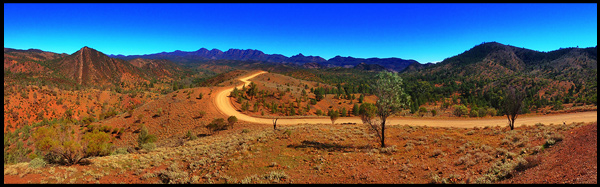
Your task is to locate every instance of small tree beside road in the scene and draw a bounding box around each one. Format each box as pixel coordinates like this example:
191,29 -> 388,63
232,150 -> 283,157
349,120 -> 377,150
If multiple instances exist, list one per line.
365,71 -> 411,148
503,86 -> 526,130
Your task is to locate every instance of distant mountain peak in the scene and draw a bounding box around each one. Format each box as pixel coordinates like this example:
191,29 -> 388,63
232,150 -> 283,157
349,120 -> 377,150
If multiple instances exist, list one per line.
76,46 -> 101,55
59,46 -> 143,85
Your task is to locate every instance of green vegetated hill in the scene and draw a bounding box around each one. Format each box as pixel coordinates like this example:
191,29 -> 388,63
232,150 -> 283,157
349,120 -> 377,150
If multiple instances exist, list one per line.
398,42 -> 596,115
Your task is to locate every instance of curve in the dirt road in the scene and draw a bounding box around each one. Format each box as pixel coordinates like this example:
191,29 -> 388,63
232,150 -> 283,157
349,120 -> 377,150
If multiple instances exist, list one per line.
214,71 -> 598,128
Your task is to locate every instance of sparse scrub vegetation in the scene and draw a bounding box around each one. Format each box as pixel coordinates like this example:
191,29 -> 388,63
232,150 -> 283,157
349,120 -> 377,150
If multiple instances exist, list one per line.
4,118 -> 595,184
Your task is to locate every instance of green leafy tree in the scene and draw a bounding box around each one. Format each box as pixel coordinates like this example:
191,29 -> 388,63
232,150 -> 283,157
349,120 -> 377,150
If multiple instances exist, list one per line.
359,102 -> 377,125
358,94 -> 365,103
241,101 -> 250,111
246,82 -> 258,100
370,71 -> 411,147
314,87 -> 325,101
352,103 -> 360,116
340,107 -> 347,117
328,109 -> 339,125
289,107 -> 296,116
230,87 -> 239,98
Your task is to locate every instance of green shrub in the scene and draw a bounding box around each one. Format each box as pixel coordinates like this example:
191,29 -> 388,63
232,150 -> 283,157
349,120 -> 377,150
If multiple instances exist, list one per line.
81,116 -> 95,125
186,130 -> 198,140
227,116 -> 238,127
207,118 -> 228,133
264,170 -> 288,183
29,157 -> 47,168
32,124 -> 84,165
138,125 -> 157,150
141,142 -> 157,152
100,125 -> 112,133
486,108 -> 497,116
418,107 -> 428,117
469,108 -> 479,117
316,109 -> 323,116
112,147 -> 129,155
82,130 -> 113,157
543,133 -> 563,148
478,107 -> 487,117
156,108 -> 163,116
452,105 -> 468,117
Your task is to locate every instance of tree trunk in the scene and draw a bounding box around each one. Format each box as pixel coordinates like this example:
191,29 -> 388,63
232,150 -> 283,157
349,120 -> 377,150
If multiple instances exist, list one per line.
381,119 -> 386,148
506,114 -> 515,130
511,114 -> 517,130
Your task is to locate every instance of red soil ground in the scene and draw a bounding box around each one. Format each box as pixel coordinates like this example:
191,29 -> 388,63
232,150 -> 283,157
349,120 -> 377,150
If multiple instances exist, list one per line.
501,122 -> 597,184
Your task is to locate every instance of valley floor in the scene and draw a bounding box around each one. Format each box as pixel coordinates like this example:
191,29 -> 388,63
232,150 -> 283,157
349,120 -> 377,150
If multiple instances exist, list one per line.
4,70 -> 598,184
215,71 -> 598,128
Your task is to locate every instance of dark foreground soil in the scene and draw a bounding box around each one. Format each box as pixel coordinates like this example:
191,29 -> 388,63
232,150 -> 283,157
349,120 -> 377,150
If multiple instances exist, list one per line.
501,122 -> 597,184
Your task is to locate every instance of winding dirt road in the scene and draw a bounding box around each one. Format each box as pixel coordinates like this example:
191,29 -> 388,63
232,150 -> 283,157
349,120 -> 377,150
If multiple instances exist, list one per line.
214,71 -> 597,128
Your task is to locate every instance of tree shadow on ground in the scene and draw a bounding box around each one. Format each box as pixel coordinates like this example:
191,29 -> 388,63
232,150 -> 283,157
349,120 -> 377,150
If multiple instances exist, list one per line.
287,140 -> 373,152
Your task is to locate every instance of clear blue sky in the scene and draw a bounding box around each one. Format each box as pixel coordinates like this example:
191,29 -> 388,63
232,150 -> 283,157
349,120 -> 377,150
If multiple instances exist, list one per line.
4,3 -> 597,63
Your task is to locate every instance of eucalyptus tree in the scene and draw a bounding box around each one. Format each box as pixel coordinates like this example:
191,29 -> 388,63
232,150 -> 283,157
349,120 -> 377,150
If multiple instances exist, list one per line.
367,71 -> 411,147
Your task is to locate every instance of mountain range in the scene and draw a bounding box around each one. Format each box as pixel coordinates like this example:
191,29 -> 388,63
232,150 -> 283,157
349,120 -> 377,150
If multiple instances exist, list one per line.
4,42 -> 597,93
109,48 -> 421,72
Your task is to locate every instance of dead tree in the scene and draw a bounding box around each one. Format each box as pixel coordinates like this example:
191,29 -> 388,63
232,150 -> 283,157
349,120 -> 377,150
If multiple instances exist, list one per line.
503,86 -> 526,130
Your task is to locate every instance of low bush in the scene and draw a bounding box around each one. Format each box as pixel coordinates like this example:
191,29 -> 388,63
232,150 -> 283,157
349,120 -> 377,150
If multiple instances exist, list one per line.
186,130 -> 198,140
29,157 -> 47,168
207,118 -> 229,133
82,129 -> 114,157
138,125 -> 157,151
452,105 -> 468,117
227,116 -> 238,127
32,123 -> 113,165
